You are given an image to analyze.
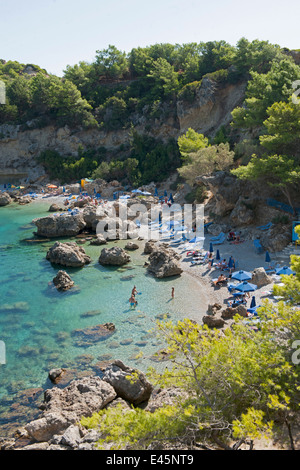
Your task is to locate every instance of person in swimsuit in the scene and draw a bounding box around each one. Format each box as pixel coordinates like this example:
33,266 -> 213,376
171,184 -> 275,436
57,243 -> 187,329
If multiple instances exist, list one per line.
129,294 -> 137,308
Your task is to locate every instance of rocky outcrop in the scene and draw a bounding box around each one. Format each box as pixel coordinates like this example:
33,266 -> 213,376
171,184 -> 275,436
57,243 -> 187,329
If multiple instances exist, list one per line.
197,171 -> 255,217
46,242 -> 92,267
147,244 -> 183,278
25,376 -> 117,442
33,213 -> 86,238
0,192 -> 12,206
229,196 -> 259,227
203,303 -> 248,329
98,247 -> 131,266
177,77 -> 247,136
103,360 -> 153,405
260,224 -> 292,253
53,270 -> 74,291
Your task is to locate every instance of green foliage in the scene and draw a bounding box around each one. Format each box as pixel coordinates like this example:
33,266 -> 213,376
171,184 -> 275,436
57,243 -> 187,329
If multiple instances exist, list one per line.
128,130 -> 181,185
81,301 -> 300,449
231,154 -> 300,210
94,45 -> 129,80
231,57 -> 300,131
177,128 -> 209,159
273,226 -> 300,305
184,184 -> 207,203
37,147 -> 106,183
260,99 -> 300,158
92,158 -> 139,185
178,138 -> 234,185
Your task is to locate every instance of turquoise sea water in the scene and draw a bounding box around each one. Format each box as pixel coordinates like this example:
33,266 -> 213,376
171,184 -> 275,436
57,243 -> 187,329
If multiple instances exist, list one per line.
0,200 -> 204,436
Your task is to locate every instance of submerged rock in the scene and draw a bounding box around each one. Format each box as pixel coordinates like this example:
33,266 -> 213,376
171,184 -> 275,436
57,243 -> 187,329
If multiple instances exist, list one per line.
71,323 -> 116,347
46,242 -> 92,267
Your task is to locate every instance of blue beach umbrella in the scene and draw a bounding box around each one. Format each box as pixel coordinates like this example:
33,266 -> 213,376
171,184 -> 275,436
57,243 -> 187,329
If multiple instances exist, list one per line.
231,270 -> 252,281
265,251 -> 271,263
235,281 -> 257,292
250,296 -> 256,308
276,266 -> 295,276
216,249 -> 220,261
209,242 -> 213,253
228,257 -> 234,269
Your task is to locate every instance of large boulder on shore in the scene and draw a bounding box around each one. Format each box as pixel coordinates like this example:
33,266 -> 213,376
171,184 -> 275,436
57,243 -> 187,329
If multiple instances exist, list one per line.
251,267 -> 272,288
0,192 -> 12,206
25,376 -> 117,442
103,360 -> 153,405
99,246 -> 131,266
33,213 -> 86,238
147,244 -> 183,278
46,242 -> 92,267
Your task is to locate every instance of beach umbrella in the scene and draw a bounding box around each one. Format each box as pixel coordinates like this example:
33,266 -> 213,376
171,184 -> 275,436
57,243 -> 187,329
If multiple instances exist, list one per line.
164,190 -> 167,197
250,296 -> 256,308
235,281 -> 257,292
228,257 -> 234,269
209,242 -> 213,253
154,187 -> 158,197
231,270 -> 252,281
265,251 -> 271,263
276,266 -> 295,276
216,249 -> 220,260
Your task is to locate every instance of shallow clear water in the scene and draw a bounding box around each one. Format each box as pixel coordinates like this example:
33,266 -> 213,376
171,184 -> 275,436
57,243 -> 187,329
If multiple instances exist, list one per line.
0,200 -> 204,434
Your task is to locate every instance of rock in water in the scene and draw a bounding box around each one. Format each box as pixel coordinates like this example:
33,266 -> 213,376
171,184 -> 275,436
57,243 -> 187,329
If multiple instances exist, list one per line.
53,270 -> 74,291
98,246 -> 131,266
0,192 -> 12,206
147,244 -> 183,278
46,242 -> 92,267
33,213 -> 86,237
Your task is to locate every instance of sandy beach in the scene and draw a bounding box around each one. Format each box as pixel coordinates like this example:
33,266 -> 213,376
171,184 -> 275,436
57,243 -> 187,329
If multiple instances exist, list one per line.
27,191 -> 297,321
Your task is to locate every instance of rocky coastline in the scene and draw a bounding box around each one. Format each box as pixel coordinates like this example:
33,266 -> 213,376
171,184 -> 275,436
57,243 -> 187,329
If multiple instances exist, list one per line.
0,360 -> 186,450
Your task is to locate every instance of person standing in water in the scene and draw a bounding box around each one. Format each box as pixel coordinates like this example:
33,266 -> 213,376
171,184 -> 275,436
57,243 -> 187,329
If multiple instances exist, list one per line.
171,287 -> 175,299
129,294 -> 137,309
132,285 -> 138,296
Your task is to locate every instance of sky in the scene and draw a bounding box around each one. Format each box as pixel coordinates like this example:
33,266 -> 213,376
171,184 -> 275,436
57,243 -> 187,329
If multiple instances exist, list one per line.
0,0 -> 299,76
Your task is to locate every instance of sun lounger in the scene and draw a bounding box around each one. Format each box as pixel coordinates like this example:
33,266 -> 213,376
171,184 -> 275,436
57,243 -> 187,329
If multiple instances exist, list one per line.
257,222 -> 273,230
210,231 -> 225,241
211,233 -> 226,245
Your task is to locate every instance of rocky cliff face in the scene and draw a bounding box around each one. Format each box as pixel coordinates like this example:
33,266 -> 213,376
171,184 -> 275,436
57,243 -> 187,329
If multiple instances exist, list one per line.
0,77 -> 247,183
